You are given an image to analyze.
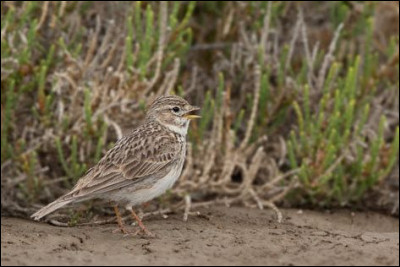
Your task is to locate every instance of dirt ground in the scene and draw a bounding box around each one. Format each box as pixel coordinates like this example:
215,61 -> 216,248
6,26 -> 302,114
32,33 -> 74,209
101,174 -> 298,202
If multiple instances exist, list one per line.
1,206 -> 399,266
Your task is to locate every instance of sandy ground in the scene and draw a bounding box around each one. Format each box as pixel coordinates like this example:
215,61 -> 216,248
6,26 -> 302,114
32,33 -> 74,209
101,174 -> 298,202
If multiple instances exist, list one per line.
1,206 -> 399,266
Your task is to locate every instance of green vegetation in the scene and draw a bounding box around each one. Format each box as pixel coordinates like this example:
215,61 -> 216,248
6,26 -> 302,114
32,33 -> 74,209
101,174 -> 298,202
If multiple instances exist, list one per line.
1,2 -> 398,217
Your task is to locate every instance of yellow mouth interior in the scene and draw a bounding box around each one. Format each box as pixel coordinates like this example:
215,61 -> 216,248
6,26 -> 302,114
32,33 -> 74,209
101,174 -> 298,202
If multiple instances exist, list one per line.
184,114 -> 201,120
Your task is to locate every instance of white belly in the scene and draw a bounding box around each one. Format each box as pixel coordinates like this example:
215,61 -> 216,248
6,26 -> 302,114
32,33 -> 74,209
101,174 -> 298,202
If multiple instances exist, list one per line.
110,158 -> 184,207
134,162 -> 183,203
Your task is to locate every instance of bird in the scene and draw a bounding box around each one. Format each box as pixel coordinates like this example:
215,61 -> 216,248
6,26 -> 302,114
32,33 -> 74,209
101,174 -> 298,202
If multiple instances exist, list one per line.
31,95 -> 200,235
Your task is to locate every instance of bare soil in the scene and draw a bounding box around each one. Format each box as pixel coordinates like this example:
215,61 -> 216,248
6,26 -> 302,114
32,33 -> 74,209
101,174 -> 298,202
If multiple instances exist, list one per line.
1,206 -> 399,266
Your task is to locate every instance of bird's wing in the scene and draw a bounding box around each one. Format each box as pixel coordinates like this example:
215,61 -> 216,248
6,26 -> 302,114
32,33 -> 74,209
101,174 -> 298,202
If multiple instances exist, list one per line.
62,129 -> 181,200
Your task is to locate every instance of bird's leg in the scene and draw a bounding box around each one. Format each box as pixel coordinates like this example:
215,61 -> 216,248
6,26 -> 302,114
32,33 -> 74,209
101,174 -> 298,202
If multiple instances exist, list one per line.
113,205 -> 129,234
128,207 -> 154,237
137,202 -> 150,220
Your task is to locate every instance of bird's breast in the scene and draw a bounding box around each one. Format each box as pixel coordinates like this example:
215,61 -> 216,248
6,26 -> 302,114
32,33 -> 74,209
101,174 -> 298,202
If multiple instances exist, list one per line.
112,147 -> 186,206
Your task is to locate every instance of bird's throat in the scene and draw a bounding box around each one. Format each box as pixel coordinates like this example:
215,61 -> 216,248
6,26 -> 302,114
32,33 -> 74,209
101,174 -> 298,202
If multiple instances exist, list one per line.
162,121 -> 189,136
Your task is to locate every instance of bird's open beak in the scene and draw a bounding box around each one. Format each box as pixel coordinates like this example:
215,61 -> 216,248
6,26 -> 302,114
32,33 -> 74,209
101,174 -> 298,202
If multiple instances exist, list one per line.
185,114 -> 201,120
184,106 -> 201,120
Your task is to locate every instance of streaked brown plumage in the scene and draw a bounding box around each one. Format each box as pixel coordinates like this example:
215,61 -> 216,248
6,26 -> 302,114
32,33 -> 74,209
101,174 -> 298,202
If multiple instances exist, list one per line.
31,95 -> 200,235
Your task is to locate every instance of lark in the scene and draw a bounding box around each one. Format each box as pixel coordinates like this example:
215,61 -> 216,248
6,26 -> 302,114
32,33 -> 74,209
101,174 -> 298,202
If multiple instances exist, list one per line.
31,95 -> 200,235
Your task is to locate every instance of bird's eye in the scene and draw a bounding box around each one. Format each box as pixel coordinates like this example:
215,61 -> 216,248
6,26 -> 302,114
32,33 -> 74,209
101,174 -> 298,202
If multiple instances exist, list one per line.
172,107 -> 180,113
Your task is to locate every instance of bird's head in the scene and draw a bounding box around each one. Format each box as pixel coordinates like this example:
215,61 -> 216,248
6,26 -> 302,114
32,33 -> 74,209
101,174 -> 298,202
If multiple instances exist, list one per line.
146,95 -> 200,135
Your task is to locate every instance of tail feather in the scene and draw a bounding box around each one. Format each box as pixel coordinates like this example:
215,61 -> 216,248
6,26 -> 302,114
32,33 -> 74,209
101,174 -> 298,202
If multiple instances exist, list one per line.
31,199 -> 72,220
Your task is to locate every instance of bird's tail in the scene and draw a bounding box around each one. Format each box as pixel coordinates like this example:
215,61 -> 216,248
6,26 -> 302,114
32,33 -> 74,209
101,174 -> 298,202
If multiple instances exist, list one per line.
31,198 -> 73,221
